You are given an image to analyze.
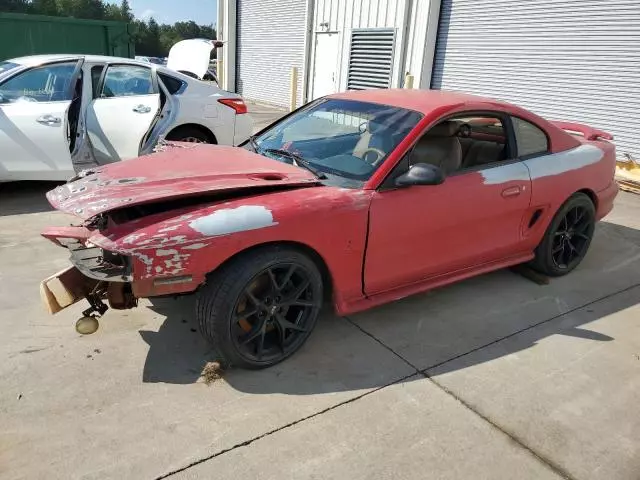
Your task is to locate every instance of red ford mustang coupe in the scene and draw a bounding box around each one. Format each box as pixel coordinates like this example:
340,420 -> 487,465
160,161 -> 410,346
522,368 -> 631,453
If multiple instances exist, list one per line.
41,89 -> 618,369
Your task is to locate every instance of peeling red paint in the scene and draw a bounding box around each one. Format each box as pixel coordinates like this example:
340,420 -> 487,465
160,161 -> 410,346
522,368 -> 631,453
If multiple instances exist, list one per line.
47,144 -> 318,219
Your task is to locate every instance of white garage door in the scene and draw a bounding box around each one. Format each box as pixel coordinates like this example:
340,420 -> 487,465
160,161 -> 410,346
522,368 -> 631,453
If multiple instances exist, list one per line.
432,0 -> 640,161
236,0 -> 306,108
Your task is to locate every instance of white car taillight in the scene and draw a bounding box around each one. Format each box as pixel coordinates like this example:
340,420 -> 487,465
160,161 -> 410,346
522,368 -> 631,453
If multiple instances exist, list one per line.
218,98 -> 248,114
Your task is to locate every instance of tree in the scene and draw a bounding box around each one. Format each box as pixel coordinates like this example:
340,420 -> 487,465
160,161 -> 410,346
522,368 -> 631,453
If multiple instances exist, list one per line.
104,3 -> 122,20
147,18 -> 161,55
56,0 -> 105,19
173,20 -> 201,40
0,0 -> 30,13
104,0 -> 131,22
32,0 -> 59,15
119,0 -> 133,22
16,0 -> 217,57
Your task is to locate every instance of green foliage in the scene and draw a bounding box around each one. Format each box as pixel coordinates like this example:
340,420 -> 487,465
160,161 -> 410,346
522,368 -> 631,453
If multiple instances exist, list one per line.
0,0 -> 30,13
1,0 -> 216,56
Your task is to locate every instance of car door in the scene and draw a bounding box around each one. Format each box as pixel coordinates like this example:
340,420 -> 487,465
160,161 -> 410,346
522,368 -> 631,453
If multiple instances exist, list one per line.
364,114 -> 533,295
0,60 -> 82,181
85,63 -> 160,163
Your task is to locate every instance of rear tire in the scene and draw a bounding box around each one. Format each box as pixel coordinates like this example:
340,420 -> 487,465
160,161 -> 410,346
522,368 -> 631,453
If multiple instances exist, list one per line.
166,126 -> 214,144
196,246 -> 323,369
530,193 -> 596,277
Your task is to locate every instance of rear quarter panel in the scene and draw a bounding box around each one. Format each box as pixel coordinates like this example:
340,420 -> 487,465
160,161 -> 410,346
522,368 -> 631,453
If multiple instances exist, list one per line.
521,140 -> 617,251
174,82 -> 237,145
90,186 -> 371,311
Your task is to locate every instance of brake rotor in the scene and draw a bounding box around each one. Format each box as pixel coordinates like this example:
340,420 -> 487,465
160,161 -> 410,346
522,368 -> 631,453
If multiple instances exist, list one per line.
236,276 -> 276,333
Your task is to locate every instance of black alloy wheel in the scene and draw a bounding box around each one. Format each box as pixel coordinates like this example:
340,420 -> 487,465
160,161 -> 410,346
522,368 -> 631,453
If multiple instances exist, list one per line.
196,247 -> 323,369
530,192 -> 596,277
551,205 -> 592,270
231,262 -> 321,363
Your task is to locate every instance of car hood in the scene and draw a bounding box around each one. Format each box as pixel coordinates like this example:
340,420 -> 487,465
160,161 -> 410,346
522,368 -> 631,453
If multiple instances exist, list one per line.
166,39 -> 219,79
46,144 -> 319,219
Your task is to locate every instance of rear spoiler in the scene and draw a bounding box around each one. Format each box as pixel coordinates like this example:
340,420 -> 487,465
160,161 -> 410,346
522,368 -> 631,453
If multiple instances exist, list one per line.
551,121 -> 614,141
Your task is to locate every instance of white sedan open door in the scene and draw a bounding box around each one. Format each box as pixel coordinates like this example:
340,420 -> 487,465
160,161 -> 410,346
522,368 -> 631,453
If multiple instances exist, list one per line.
0,60 -> 83,181
86,63 -> 160,163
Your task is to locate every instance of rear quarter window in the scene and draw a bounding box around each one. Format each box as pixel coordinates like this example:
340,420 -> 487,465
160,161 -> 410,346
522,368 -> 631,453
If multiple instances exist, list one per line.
158,73 -> 184,95
513,117 -> 549,157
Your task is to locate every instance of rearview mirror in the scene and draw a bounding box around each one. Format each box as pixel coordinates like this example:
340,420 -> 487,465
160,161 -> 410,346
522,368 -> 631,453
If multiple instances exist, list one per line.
394,163 -> 445,188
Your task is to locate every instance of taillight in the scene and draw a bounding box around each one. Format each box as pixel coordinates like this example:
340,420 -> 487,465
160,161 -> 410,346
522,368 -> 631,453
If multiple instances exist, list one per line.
218,98 -> 248,114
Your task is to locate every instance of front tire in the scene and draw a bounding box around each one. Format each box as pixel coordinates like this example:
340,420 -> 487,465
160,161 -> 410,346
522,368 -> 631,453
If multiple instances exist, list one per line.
196,246 -> 324,369
530,193 -> 596,277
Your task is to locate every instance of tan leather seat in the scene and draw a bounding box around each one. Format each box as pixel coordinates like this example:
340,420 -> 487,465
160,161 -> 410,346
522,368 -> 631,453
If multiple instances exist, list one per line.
462,141 -> 505,168
409,121 -> 462,175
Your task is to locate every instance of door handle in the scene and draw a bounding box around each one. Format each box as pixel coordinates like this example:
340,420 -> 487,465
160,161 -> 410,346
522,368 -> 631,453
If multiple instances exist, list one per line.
501,186 -> 522,198
36,115 -> 61,125
132,104 -> 152,114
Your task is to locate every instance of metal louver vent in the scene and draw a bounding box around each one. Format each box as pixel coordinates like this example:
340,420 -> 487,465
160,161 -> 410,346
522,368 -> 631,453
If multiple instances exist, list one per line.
347,28 -> 396,90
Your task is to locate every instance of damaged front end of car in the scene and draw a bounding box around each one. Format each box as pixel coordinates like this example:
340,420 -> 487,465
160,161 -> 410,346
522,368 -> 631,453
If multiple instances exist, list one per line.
39,143 -> 321,334
40,227 -> 138,333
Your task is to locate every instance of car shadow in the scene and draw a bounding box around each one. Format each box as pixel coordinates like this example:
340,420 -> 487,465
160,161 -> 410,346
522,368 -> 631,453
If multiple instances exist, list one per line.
0,181 -> 61,216
139,221 -> 640,394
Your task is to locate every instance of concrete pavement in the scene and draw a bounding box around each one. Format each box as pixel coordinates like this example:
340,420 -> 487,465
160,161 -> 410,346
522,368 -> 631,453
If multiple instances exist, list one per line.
247,101 -> 287,133
0,175 -> 639,478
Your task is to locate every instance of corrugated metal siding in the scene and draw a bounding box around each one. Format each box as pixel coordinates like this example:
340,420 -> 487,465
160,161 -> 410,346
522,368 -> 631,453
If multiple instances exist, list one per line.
432,0 -> 640,161
236,0 -> 306,107
313,0 -> 407,91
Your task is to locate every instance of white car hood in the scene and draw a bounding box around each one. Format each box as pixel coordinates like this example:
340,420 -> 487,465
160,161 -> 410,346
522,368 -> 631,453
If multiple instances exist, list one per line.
167,39 -> 216,80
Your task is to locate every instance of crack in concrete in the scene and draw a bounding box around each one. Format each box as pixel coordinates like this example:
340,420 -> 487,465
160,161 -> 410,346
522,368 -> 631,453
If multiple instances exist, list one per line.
424,373 -> 575,480
345,281 -> 640,480
155,370 -> 418,479
157,282 -> 640,479
421,282 -> 640,373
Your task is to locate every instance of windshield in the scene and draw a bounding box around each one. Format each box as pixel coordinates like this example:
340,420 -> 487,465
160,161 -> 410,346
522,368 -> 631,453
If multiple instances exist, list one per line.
252,98 -> 422,186
0,61 -> 20,76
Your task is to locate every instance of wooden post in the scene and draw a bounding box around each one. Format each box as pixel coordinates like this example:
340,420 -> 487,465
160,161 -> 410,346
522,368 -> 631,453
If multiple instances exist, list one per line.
404,73 -> 414,89
290,66 -> 299,111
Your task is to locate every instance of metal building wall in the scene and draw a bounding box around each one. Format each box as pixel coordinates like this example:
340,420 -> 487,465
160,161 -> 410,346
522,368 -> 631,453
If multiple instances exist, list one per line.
236,0 -> 307,107
432,0 -> 640,161
311,0 -> 410,93
404,0 -> 441,89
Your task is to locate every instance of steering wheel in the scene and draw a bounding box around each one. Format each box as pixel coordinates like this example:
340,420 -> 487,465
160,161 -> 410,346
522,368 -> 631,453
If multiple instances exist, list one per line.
361,147 -> 386,166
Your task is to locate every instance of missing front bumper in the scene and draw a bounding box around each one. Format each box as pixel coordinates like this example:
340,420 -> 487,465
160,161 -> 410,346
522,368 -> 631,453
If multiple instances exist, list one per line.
40,266 -> 99,314
40,267 -> 137,315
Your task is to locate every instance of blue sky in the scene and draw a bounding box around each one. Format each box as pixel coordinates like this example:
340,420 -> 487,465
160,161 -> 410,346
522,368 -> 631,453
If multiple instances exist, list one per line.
106,0 -> 217,25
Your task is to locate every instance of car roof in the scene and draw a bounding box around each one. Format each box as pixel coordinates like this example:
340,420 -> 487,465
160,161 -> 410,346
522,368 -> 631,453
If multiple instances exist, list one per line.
8,54 -> 157,68
329,88 -> 516,115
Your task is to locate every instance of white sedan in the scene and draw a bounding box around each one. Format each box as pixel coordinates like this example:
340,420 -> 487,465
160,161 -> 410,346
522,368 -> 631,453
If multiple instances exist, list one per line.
0,52 -> 252,181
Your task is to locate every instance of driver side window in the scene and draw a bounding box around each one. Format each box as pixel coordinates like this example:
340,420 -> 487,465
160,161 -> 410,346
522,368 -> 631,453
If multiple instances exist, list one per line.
408,114 -> 510,175
0,62 -> 76,104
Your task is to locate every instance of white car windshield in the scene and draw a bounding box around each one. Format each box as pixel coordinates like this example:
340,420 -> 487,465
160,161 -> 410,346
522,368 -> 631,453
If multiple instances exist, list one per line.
0,61 -> 20,76
0,62 -> 76,104
253,98 -> 422,185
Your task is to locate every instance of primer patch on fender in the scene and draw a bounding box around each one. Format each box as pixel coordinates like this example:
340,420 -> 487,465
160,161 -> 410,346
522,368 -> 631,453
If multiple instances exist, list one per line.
481,144 -> 603,184
480,162 -> 530,185
525,144 -> 603,179
189,206 -> 277,237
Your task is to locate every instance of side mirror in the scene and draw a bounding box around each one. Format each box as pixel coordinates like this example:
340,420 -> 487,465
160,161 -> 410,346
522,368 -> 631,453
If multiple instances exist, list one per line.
394,162 -> 445,188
